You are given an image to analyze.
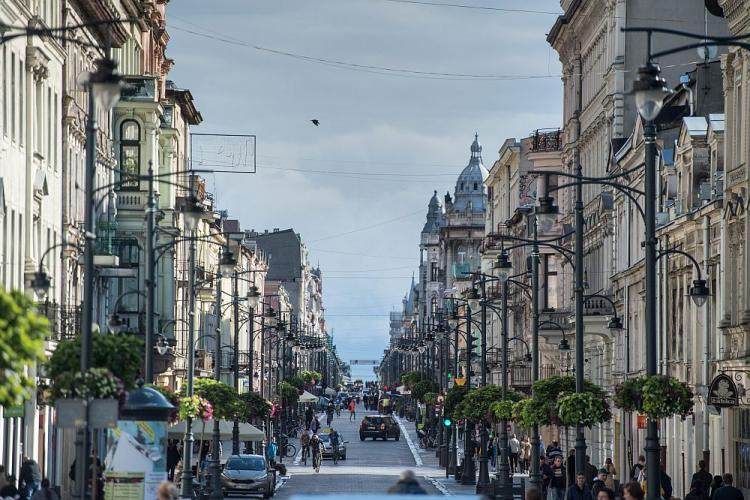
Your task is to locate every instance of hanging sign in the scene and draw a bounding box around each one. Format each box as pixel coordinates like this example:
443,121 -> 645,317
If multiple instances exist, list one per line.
708,373 -> 739,407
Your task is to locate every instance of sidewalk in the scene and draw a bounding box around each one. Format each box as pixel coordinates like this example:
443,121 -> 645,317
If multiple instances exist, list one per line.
393,415 -> 483,496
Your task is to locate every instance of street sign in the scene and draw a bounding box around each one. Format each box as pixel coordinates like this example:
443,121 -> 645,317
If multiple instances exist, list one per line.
3,406 -> 23,418
709,373 -> 739,407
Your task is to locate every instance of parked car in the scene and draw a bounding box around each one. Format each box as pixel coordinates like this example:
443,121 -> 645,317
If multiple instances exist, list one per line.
359,415 -> 400,441
318,428 -> 348,459
221,454 -> 275,498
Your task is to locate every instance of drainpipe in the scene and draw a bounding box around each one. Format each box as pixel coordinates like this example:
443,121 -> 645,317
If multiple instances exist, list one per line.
702,216 -> 710,465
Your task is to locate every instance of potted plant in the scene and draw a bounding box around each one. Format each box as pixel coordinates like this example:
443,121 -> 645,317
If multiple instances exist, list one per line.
556,392 -> 612,427
614,375 -> 693,420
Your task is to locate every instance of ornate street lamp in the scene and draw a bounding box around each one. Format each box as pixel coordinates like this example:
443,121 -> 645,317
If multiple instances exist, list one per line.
247,285 -> 261,309
219,247 -> 237,278
633,62 -> 671,122
493,250 -> 513,284
689,279 -> 710,307
30,270 -> 51,300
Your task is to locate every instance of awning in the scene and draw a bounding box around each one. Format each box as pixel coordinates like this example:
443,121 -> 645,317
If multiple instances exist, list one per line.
324,387 -> 336,396
299,391 -> 317,403
396,385 -> 410,395
168,421 -> 264,441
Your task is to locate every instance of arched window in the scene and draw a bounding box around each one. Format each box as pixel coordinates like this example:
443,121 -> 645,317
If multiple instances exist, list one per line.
474,182 -> 478,190
119,120 -> 140,190
430,296 -> 437,314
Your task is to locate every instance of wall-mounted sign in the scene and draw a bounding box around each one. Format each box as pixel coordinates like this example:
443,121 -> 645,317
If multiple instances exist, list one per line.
709,373 -> 739,408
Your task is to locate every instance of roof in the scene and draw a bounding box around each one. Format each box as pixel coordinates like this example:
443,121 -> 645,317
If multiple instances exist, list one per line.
421,191 -> 443,234
451,134 -> 488,214
249,229 -> 303,281
683,116 -> 708,137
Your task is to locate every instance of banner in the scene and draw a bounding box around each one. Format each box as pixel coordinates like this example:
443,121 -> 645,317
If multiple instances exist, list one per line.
104,421 -> 168,500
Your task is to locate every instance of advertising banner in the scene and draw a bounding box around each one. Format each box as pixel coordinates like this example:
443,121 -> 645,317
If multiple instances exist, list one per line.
104,421 -> 168,500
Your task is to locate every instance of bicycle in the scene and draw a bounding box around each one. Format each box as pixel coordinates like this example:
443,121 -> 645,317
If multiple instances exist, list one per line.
283,442 -> 297,458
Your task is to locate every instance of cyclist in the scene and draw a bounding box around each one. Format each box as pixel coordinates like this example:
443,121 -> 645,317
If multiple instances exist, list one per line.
300,430 -> 311,465
329,428 -> 341,465
335,401 -> 341,417
310,433 -> 323,473
326,402 -> 335,426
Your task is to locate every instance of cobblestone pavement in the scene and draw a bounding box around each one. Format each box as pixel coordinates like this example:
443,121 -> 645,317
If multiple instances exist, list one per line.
266,402 -> 443,498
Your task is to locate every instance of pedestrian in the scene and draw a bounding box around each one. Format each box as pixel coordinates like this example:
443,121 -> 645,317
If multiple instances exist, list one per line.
19,456 -> 41,498
596,488 -> 615,500
631,456 -> 645,482
305,406 -> 314,429
311,416 -> 321,434
0,475 -> 19,500
509,434 -> 521,473
687,479 -> 710,500
30,479 -> 59,500
692,460 -> 713,498
386,470 -> 427,495
660,463 -> 673,500
527,488 -> 543,500
166,441 -> 180,481
567,450 -> 576,487
592,468 -> 608,499
712,473 -> 744,500
348,399 -> 356,421
156,480 -> 178,500
547,441 -> 563,459
541,455 -> 553,500
548,455 -> 567,500
623,482 -> 645,500
522,436 -> 532,473
711,476 -> 724,500
566,473 -> 593,500
267,438 -> 278,467
604,458 -> 616,491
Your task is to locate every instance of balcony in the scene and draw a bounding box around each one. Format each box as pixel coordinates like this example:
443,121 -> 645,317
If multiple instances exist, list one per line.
38,302 -> 82,341
530,128 -> 562,153
584,295 -> 614,316
121,76 -> 158,103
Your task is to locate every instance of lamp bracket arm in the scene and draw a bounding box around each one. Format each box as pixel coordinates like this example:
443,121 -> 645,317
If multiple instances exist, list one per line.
657,248 -> 703,280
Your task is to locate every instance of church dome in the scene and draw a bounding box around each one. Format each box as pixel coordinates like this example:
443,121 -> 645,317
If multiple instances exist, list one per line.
451,133 -> 488,213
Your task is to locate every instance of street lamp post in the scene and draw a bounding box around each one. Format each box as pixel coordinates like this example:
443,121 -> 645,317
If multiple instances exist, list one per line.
145,163 -> 157,383
232,271 -> 241,455
78,55 -> 122,500
529,219 -> 542,493
460,304 -> 475,486
497,279 -> 511,496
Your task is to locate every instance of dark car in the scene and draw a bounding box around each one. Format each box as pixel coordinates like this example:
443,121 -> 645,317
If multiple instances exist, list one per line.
359,415 -> 400,441
221,454 -> 275,498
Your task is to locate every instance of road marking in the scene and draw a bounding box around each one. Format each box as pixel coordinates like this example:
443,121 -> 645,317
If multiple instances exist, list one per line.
275,474 -> 289,492
423,475 -> 452,496
394,415 -> 423,467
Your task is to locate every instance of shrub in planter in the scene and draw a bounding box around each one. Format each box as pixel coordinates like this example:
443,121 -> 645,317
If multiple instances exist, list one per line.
490,391 -> 525,422
51,367 -> 125,401
556,391 -> 612,428
614,375 -> 693,420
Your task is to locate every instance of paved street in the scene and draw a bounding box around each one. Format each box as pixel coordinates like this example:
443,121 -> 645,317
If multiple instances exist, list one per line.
269,402 -> 443,498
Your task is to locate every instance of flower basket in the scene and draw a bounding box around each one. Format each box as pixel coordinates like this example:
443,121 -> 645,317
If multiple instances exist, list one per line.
50,368 -> 125,401
178,395 -> 213,422
556,392 -> 612,428
491,400 -> 516,421
614,375 -> 693,420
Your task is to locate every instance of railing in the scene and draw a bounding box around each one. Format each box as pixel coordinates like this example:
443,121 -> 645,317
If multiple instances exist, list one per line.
37,302 -> 82,341
452,263 -> 471,279
584,296 -> 614,316
530,128 -> 562,153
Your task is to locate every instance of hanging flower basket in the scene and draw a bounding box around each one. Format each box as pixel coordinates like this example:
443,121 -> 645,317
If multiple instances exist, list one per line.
178,395 -> 214,422
51,367 -> 125,401
556,392 -> 612,428
614,375 -> 693,420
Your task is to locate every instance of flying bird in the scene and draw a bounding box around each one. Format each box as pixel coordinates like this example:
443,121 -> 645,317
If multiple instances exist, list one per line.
311,119 -> 320,126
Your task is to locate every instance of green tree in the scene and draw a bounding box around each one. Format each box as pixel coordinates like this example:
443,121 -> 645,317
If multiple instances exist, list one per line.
400,370 -> 425,388
0,290 -> 49,407
47,333 -> 143,388
239,391 -> 271,421
444,384 -> 468,416
411,380 -> 439,403
285,375 -> 305,391
277,380 -> 300,407
455,385 -> 507,422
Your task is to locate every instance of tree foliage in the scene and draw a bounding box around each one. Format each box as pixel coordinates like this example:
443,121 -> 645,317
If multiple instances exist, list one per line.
301,370 -> 322,385
48,333 -> 143,389
614,375 -> 693,420
285,375 -> 305,391
411,380 -> 439,403
191,378 -> 239,421
455,385 -> 506,423
0,290 -> 49,407
444,384 -> 468,415
400,370 -> 425,388
278,380 -> 300,407
239,391 -> 271,421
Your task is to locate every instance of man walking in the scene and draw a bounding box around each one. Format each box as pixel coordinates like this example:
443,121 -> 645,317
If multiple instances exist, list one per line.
19,456 -> 41,499
692,460 -> 713,497
712,474 -> 743,500
348,399 -> 356,422
509,433 -> 521,474
566,473 -> 593,500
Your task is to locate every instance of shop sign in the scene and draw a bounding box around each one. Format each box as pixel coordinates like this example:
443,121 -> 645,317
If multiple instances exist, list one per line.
708,373 -> 739,408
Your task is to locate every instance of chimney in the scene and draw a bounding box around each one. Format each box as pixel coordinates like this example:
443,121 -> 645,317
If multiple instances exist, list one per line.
273,228 -> 280,232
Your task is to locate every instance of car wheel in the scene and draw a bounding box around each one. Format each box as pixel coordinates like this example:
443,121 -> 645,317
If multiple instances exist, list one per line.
395,434 -> 400,441
360,434 -> 365,441
263,492 -> 271,499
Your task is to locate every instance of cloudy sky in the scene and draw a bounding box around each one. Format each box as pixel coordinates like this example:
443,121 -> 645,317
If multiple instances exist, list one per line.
165,0 -> 563,381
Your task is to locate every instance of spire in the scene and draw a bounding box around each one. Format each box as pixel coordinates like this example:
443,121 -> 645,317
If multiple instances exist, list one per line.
470,132 -> 482,162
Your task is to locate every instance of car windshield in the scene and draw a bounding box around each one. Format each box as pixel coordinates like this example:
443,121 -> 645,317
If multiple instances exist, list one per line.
225,457 -> 265,471
365,417 -> 382,424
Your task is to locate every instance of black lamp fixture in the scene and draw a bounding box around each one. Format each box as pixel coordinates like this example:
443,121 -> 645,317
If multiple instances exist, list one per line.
633,62 -> 671,121
523,352 -> 533,363
219,247 -> 237,278
494,250 -> 513,284
689,279 -> 710,307
247,285 -> 261,309
31,269 -> 51,299
89,56 -> 123,112
535,176 -> 559,234
107,313 -> 125,335
558,338 -> 571,351
181,195 -> 204,232
607,315 -> 625,333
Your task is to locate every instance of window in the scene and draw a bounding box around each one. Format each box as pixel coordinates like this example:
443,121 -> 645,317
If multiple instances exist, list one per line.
119,120 -> 141,189
2,46 -> 6,136
19,57 -> 23,146
736,82 -> 743,165
10,53 -> 15,141
474,182 -> 478,190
